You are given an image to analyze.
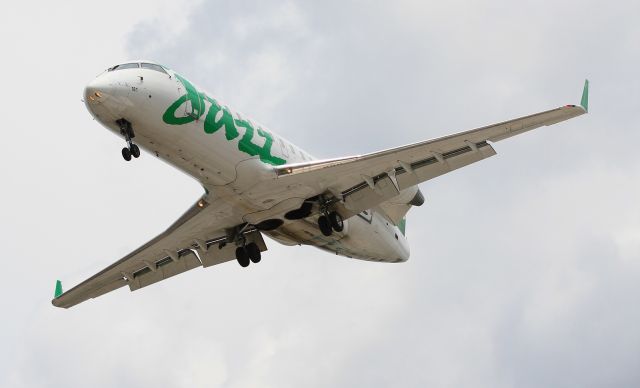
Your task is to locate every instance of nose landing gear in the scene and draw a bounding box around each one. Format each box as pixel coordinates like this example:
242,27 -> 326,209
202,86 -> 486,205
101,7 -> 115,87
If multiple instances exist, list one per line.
117,119 -> 140,161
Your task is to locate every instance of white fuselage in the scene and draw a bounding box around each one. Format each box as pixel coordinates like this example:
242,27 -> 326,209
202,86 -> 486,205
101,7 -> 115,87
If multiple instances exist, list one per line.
84,62 -> 410,263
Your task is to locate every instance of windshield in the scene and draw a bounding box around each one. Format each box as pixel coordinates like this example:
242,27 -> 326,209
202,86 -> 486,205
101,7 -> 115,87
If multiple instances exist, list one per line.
108,62 -> 168,74
108,63 -> 140,71
140,63 -> 167,74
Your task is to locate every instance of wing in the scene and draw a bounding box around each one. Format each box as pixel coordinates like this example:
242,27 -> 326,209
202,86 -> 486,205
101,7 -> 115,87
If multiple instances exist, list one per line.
52,196 -> 266,309
274,81 -> 589,217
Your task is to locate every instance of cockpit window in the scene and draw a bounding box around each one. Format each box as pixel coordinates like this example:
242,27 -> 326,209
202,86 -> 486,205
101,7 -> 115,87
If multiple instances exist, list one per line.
109,63 -> 140,71
141,63 -> 167,74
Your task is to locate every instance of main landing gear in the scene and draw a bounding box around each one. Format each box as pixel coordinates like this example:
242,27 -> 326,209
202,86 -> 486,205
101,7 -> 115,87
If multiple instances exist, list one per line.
117,118 -> 140,162
230,225 -> 263,268
318,211 -> 344,236
235,242 -> 262,267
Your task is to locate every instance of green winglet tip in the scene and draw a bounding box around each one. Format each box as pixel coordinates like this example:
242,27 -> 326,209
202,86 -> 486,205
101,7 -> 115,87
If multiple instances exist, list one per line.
54,280 -> 63,298
581,79 -> 589,112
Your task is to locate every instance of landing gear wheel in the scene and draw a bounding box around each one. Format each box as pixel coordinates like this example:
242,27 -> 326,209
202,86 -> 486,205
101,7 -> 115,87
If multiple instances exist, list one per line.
235,246 -> 250,267
318,215 -> 333,236
117,119 -> 139,161
130,144 -> 140,158
329,211 -> 344,232
246,242 -> 261,263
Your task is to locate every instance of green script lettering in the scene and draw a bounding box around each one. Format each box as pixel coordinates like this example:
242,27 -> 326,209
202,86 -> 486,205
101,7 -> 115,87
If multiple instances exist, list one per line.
162,74 -> 205,124
162,73 -> 287,166
256,127 -> 286,166
203,95 -> 239,140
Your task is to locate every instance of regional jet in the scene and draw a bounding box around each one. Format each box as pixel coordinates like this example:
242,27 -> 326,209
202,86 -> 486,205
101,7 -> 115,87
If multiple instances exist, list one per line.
52,60 -> 589,308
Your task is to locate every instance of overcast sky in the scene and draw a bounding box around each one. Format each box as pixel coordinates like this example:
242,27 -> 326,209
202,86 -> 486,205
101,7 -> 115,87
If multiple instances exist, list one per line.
2,1 -> 639,387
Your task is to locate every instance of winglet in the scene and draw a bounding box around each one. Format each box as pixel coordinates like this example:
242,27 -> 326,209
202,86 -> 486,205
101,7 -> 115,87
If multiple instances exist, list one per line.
54,280 -> 63,298
580,79 -> 589,112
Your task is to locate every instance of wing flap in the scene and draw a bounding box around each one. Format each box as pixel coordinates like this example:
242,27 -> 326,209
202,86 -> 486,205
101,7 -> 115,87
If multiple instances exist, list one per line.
129,250 -> 202,292
343,142 -> 496,214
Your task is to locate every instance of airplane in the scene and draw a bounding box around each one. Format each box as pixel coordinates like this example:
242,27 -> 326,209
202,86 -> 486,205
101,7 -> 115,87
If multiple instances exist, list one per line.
52,60 -> 589,308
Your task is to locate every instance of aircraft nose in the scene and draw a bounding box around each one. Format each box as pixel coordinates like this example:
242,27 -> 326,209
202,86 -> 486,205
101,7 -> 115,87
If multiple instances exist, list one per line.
84,74 -> 128,119
84,75 -> 116,102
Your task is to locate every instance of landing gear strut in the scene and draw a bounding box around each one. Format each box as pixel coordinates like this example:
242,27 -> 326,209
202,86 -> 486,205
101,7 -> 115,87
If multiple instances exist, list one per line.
117,118 -> 140,161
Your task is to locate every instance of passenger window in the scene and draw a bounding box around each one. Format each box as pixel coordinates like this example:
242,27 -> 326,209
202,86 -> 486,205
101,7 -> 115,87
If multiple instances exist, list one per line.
141,63 -> 167,74
110,63 -> 140,71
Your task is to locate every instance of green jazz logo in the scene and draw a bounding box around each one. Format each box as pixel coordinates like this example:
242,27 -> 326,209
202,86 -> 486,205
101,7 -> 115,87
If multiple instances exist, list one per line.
162,74 -> 286,166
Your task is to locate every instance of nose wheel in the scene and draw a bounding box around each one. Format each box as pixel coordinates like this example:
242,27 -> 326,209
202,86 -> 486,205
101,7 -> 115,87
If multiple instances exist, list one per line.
122,144 -> 140,161
117,119 -> 140,161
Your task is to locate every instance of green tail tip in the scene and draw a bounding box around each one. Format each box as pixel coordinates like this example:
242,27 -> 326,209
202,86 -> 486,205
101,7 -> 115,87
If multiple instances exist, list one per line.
581,79 -> 589,112
54,280 -> 63,298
